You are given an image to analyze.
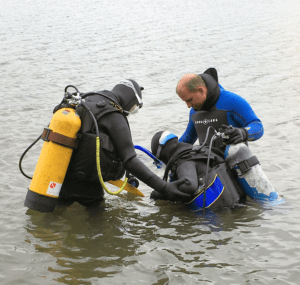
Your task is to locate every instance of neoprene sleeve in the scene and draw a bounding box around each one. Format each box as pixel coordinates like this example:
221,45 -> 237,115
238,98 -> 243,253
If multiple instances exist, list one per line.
124,156 -> 167,192
103,112 -> 167,193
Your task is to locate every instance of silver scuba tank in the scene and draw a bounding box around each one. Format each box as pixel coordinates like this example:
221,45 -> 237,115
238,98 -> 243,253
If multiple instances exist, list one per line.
224,143 -> 279,201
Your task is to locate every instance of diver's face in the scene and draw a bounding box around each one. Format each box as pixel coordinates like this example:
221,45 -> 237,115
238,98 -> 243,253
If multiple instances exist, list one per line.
178,87 -> 207,110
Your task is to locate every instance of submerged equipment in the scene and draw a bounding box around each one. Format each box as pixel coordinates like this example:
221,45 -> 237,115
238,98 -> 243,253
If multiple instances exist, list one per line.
148,125 -> 279,212
21,85 -> 143,213
224,143 -> 278,201
187,126 -> 279,210
159,127 -> 237,212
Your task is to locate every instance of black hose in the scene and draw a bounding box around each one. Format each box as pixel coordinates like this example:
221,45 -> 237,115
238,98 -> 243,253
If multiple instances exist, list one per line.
80,100 -> 100,137
64,85 -> 79,94
203,132 -> 218,215
19,134 -> 42,180
199,126 -> 215,151
200,126 -> 221,215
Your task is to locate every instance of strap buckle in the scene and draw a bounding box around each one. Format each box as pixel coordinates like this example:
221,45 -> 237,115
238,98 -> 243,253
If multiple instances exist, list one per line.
41,127 -> 52,142
233,156 -> 260,176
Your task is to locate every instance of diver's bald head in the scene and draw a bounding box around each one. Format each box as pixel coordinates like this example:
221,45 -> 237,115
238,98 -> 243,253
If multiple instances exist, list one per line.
176,74 -> 206,95
176,74 -> 207,110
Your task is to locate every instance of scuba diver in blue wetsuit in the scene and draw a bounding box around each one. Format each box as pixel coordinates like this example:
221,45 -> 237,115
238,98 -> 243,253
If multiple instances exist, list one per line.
150,69 -> 277,205
176,68 -> 263,147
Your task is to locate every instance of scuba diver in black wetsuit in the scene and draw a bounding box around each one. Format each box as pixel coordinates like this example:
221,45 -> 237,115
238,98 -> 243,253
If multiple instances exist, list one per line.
150,131 -> 246,210
54,80 -> 190,209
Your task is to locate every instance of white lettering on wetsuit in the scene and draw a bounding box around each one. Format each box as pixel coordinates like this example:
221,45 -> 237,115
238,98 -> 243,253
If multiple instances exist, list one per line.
194,118 -> 218,125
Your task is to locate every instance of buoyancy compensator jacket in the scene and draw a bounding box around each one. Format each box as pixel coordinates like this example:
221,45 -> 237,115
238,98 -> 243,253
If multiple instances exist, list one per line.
59,91 -> 128,200
162,142 -> 246,209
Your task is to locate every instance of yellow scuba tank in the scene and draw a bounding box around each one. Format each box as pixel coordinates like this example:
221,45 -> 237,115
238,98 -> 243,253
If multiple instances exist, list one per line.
24,107 -> 81,212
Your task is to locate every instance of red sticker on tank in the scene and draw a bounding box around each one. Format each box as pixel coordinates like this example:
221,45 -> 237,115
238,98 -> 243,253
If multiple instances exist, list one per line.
50,182 -> 56,188
47,181 -> 62,197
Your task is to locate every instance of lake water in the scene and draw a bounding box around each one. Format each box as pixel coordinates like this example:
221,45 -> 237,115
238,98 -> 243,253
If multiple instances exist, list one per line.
1,0 -> 300,284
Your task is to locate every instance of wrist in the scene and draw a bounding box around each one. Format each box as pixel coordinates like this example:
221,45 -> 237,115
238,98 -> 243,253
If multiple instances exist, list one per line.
242,128 -> 249,141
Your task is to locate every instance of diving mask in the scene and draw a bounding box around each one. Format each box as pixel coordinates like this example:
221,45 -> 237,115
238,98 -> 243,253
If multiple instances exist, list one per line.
118,79 -> 143,112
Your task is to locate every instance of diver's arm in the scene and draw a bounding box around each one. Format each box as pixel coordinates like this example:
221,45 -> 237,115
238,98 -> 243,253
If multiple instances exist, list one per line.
124,156 -> 189,201
124,156 -> 167,189
179,108 -> 198,144
104,113 -> 191,200
104,113 -> 137,164
217,89 -> 264,141
233,97 -> 264,141
150,160 -> 198,202
244,121 -> 264,141
175,161 -> 199,195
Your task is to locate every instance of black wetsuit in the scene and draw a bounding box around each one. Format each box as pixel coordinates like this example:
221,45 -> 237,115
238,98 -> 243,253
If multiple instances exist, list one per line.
151,136 -> 246,208
58,91 -> 176,205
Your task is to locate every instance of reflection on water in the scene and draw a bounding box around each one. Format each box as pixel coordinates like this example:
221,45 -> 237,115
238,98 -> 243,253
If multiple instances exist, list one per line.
24,198 -> 270,284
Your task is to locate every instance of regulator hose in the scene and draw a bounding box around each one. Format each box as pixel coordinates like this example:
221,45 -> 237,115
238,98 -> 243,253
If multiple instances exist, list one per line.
19,134 -> 42,179
203,130 -> 217,214
80,100 -> 128,195
201,126 -> 228,214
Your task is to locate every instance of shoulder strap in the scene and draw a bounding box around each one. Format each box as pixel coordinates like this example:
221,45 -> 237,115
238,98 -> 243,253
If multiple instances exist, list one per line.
82,91 -> 129,116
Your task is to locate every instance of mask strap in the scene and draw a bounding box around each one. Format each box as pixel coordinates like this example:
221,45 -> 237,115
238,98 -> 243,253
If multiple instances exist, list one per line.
118,80 -> 143,107
156,131 -> 178,159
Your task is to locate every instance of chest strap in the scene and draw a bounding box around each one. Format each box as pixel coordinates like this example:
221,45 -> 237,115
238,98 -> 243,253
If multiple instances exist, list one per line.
41,127 -> 79,149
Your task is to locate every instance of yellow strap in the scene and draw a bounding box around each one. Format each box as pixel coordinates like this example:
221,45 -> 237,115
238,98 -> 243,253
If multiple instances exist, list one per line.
96,136 -> 127,195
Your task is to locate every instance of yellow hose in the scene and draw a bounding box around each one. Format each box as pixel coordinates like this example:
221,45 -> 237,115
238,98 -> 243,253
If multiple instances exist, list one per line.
96,136 -> 127,195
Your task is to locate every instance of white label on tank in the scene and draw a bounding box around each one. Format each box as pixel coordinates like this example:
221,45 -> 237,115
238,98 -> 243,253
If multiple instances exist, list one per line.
46,181 -> 62,197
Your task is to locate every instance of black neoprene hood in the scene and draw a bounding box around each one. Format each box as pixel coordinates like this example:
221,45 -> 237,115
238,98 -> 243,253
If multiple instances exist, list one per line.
199,68 -> 220,111
111,79 -> 143,112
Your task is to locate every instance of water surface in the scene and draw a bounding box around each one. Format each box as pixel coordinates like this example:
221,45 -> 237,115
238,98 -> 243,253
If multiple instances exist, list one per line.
0,0 -> 300,284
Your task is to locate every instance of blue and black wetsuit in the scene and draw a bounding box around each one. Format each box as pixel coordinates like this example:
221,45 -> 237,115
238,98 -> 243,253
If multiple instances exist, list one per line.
179,71 -> 264,145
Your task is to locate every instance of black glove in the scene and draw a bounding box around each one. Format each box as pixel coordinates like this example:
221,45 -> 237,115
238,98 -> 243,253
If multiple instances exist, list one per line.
221,125 -> 248,145
151,178 -> 191,202
150,190 -> 167,200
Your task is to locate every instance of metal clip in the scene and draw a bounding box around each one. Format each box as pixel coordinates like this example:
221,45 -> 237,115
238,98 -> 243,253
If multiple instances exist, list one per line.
41,127 -> 52,142
64,92 -> 82,107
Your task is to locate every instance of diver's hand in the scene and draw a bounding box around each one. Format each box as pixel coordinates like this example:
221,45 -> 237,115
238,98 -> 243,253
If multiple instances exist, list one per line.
221,125 -> 248,145
153,178 -> 192,202
150,190 -> 167,200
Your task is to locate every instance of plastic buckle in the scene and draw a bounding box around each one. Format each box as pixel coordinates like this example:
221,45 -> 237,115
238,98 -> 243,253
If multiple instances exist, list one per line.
41,127 -> 52,142
234,160 -> 251,176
